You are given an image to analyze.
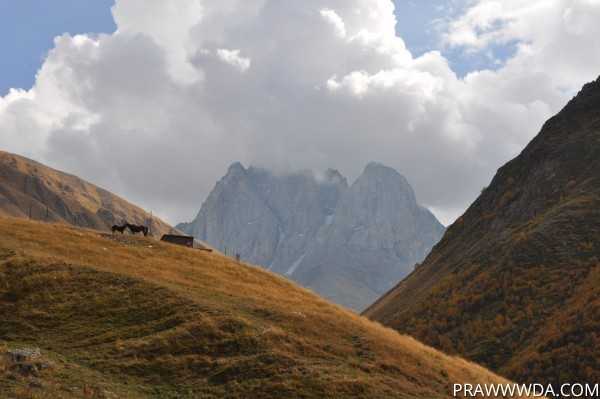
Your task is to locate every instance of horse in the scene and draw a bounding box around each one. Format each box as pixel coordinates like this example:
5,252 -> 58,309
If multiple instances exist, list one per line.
111,224 -> 127,234
126,223 -> 149,237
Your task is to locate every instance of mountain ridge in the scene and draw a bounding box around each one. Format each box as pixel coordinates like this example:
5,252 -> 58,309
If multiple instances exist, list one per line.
0,150 -> 174,237
364,76 -> 600,387
178,162 -> 444,310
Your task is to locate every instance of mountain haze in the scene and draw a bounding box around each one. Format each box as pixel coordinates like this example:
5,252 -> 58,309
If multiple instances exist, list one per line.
365,77 -> 600,387
0,150 -> 173,237
178,163 -> 444,310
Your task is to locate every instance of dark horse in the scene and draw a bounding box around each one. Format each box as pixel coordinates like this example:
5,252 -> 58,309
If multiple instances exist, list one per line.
111,224 -> 127,234
126,223 -> 149,237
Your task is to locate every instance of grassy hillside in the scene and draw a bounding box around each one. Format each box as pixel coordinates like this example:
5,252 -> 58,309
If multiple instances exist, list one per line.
364,77 -> 600,388
0,150 -> 173,237
0,217 -> 525,398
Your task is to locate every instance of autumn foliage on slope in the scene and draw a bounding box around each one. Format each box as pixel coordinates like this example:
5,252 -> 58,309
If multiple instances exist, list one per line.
365,77 -> 600,388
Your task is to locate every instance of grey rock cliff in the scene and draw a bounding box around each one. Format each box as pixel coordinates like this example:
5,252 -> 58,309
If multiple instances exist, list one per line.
178,162 -> 444,311
292,163 -> 445,309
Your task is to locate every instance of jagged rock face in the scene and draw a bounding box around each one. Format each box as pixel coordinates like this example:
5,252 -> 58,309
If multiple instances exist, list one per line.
364,76 -> 600,388
184,163 -> 282,266
293,163 -> 445,309
181,163 -> 347,271
179,162 -> 444,311
323,163 -> 441,259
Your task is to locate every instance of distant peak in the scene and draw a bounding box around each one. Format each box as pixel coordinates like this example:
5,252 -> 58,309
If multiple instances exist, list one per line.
227,162 -> 246,175
363,162 -> 402,177
357,162 -> 413,194
325,168 -> 342,177
324,168 -> 348,186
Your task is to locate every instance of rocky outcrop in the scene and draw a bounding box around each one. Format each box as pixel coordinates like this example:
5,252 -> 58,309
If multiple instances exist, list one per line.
179,162 -> 444,310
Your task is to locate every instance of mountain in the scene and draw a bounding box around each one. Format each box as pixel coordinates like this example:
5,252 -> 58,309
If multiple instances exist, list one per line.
0,150 -> 173,237
292,163 -> 445,310
0,217 -> 526,398
178,162 -> 444,311
178,163 -> 348,272
364,77 -> 600,388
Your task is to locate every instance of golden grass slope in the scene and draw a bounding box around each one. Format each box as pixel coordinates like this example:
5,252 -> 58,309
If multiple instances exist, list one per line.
0,150 -> 173,236
0,217 -> 530,398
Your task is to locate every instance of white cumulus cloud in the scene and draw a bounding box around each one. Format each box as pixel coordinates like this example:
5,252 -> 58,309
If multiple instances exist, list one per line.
321,9 -> 347,38
1,0 -> 599,226
216,49 -> 251,72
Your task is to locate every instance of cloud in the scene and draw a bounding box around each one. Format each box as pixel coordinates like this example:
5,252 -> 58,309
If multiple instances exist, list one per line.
320,9 -> 347,38
1,0 -> 599,225
216,49 -> 251,72
444,0 -> 600,86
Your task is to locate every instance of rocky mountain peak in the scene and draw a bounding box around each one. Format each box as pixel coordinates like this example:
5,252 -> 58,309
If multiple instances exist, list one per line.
359,162 -> 411,186
352,162 -> 417,208
180,162 -> 444,310
323,168 -> 348,186
363,161 -> 396,173
225,162 -> 246,178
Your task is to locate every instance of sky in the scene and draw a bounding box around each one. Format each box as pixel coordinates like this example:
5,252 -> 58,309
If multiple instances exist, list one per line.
1,0 -> 600,226
0,1 -> 509,94
0,0 -> 116,95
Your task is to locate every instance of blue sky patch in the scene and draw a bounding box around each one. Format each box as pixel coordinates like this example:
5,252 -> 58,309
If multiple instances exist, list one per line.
0,0 -> 116,95
0,0 -> 518,95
